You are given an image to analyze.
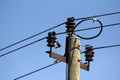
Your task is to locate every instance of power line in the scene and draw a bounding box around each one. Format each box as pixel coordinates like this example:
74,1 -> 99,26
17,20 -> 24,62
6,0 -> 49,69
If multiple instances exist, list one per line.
74,19 -> 103,40
0,22 -> 65,52
56,22 -> 120,35
13,44 -> 120,80
75,11 -> 120,20
75,23 -> 120,32
0,12 -> 120,52
14,62 -> 60,80
0,37 -> 46,58
81,44 -> 120,54
94,44 -> 120,50
0,22 -> 119,58
13,11 -> 120,79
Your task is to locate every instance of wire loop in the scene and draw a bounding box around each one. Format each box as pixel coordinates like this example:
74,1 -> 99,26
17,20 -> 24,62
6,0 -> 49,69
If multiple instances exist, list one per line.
74,17 -> 103,40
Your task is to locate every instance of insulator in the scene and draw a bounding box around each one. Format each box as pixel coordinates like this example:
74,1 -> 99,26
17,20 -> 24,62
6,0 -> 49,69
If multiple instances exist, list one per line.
85,54 -> 93,61
85,45 -> 94,51
85,56 -> 93,61
85,53 -> 93,57
47,32 -> 56,47
85,45 -> 94,62
66,17 -> 75,36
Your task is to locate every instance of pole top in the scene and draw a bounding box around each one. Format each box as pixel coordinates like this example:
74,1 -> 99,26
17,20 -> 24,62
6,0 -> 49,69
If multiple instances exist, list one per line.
69,36 -> 81,40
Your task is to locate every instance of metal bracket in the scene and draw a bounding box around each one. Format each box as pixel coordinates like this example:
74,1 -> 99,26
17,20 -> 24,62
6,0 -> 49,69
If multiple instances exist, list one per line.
46,51 -> 89,71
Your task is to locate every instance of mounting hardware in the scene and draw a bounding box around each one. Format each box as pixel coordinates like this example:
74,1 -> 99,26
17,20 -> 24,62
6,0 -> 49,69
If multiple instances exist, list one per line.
55,41 -> 62,48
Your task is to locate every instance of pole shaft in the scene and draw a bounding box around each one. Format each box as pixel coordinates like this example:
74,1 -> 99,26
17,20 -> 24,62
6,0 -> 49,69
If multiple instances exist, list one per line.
68,37 -> 80,80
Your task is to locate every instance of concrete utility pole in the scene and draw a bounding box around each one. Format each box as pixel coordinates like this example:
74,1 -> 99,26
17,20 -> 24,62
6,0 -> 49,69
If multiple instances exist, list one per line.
68,37 -> 80,80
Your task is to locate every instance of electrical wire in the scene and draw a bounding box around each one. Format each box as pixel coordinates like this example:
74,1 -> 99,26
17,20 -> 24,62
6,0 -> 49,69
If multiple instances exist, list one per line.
81,44 -> 120,54
0,22 -> 65,52
56,22 -> 120,35
0,22 -> 119,58
75,11 -> 120,20
0,37 -> 46,58
13,44 -> 120,80
74,18 -> 103,40
14,62 -> 60,80
75,23 -> 120,32
94,44 -> 120,50
0,12 -> 120,52
0,11 -> 119,80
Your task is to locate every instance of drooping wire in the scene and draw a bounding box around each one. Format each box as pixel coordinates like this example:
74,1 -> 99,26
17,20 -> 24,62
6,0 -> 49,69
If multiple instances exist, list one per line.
74,18 -> 103,40
0,22 -> 65,51
14,62 -> 60,80
0,37 -> 46,58
75,11 -> 120,20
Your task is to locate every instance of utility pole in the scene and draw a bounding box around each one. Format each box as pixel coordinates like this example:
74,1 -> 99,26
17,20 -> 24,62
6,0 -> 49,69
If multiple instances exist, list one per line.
14,15 -> 103,80
46,17 -> 90,80
66,17 -> 81,80
68,37 -> 80,80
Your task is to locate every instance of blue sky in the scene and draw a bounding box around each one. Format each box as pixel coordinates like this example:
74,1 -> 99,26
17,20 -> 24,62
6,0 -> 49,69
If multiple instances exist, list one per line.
0,0 -> 120,80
